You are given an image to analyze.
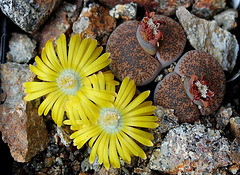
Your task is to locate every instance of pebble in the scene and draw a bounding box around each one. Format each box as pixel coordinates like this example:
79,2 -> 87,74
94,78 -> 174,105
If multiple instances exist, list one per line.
7,33 -> 36,63
150,123 -> 232,174
215,105 -> 233,130
0,0 -> 62,33
192,0 -> 226,19
214,9 -> 238,31
176,6 -> 239,72
109,3 -> 137,20
230,116 -> 240,138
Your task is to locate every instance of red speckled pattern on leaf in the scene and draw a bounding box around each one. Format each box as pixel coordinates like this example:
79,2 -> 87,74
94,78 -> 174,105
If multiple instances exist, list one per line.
156,15 -> 186,68
175,50 -> 226,115
154,72 -> 200,123
106,20 -> 162,86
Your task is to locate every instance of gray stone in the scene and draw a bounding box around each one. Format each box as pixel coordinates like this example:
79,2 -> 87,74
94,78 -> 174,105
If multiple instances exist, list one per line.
215,105 -> 233,130
154,105 -> 179,133
149,123 -> 232,174
0,0 -> 62,33
157,0 -> 194,16
230,116 -> 240,138
7,33 -> 36,63
56,126 -> 72,147
0,62 -> 48,162
192,0 -> 226,19
109,3 -> 137,20
176,6 -> 239,72
0,62 -> 35,108
214,9 -> 238,31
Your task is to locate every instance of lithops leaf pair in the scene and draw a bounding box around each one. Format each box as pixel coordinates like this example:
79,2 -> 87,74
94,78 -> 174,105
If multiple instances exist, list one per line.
106,12 -> 186,86
154,50 -> 226,123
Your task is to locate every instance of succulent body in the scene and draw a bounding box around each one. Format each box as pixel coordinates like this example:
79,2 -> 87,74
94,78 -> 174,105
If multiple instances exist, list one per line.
154,50 -> 226,123
107,14 -> 186,86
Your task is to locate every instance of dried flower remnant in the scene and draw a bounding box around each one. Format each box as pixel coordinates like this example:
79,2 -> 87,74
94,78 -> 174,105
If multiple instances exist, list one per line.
69,77 -> 158,169
185,75 -> 215,107
23,34 -> 115,126
137,11 -> 165,55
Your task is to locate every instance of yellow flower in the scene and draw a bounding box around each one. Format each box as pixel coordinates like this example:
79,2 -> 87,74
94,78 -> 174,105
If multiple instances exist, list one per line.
23,34 -> 114,127
64,70 -> 119,130
70,77 -> 158,169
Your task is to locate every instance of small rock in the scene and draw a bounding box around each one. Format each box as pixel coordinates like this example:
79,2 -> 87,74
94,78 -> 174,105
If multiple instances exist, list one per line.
7,33 -> 36,63
73,3 -> 117,46
230,116 -> 240,138
31,2 -> 77,54
176,6 -> 239,72
230,138 -> 240,165
229,164 -> 240,174
154,106 -> 179,133
109,3 -> 137,20
149,123 -> 232,174
44,157 -> 54,168
157,0 -> 194,16
214,9 -> 238,31
0,0 -> 62,33
81,157 -> 93,172
56,126 -> 72,147
55,157 -> 63,166
134,164 -> 151,175
192,0 -> 226,19
99,0 -> 148,8
215,105 -> 233,130
0,62 -> 49,162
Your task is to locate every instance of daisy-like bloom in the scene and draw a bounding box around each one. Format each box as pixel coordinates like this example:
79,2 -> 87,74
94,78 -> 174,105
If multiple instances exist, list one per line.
23,34 -> 116,127
70,77 -> 158,169
64,70 -> 119,130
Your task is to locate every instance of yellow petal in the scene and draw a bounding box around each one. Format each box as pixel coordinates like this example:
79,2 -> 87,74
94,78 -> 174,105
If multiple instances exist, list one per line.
38,89 -> 63,115
41,48 -> 58,72
121,91 -> 150,115
109,133 -> 120,168
120,131 -> 146,159
115,80 -> 135,109
124,126 -> 154,140
70,125 -> 96,139
102,134 -> 110,170
116,133 -> 132,162
81,53 -> 111,77
114,77 -> 129,106
118,132 -> 139,157
78,38 -> 97,69
97,132 -> 109,165
122,106 -> 156,118
83,46 -> 103,69
45,40 -> 63,72
24,82 -> 57,93
24,86 -> 58,101
30,65 -> 56,81
72,36 -> 89,70
123,115 -> 158,122
67,34 -> 78,68
35,56 -> 59,77
123,121 -> 158,129
122,127 -> 153,147
89,131 -> 106,164
56,34 -> 67,68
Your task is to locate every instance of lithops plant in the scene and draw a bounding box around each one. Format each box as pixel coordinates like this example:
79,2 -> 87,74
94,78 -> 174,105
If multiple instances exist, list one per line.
106,12 -> 186,86
154,50 -> 226,123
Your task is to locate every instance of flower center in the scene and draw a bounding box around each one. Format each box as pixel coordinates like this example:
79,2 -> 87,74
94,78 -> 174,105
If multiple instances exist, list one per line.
99,108 -> 122,133
56,70 -> 81,95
